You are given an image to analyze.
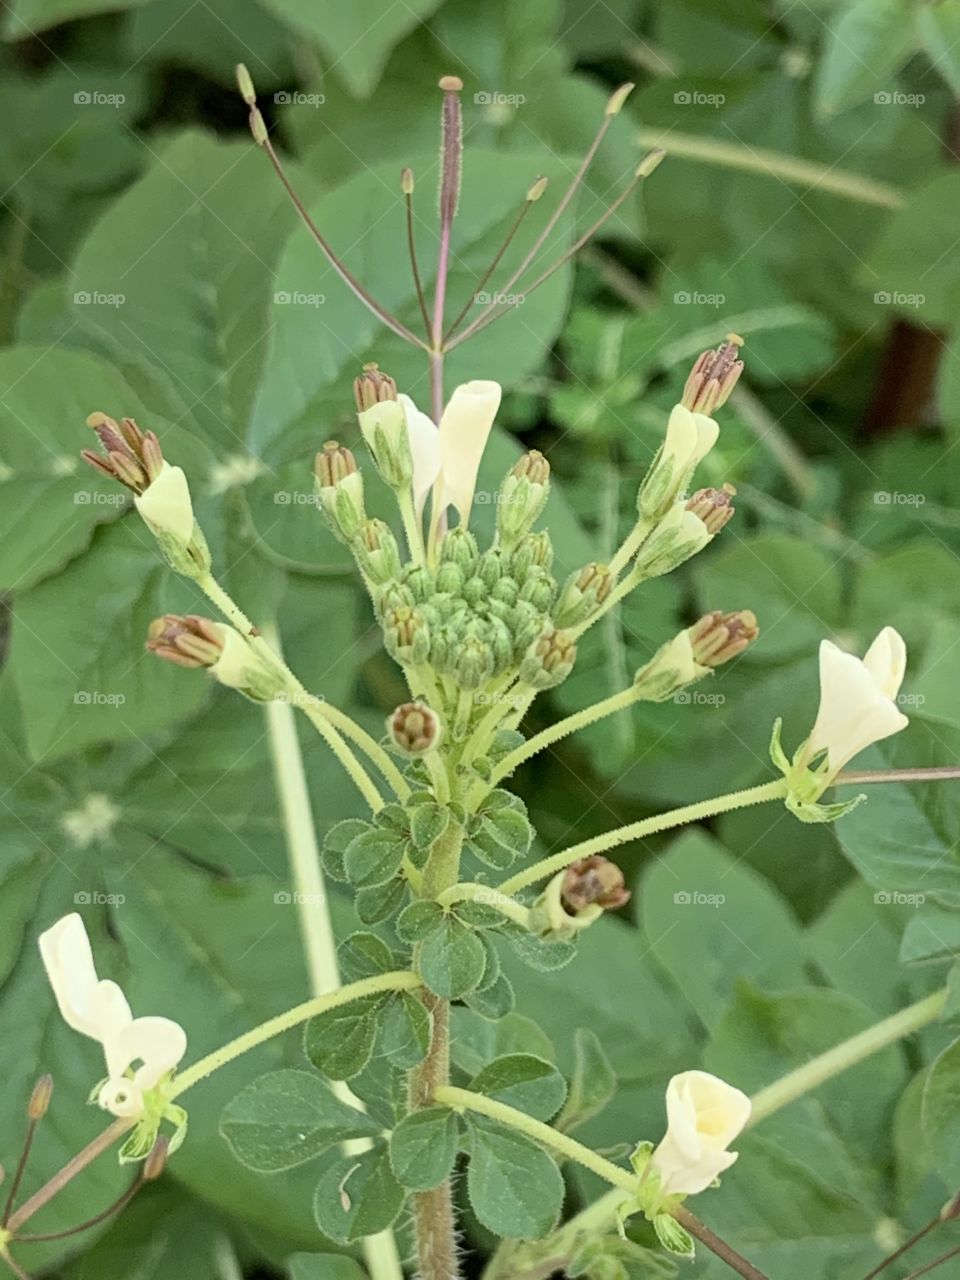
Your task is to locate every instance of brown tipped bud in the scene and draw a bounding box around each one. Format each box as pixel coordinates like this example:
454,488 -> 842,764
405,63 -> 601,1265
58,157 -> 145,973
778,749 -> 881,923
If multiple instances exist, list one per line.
636,148 -> 666,179
526,176 -> 548,202
388,701 -> 442,755
512,449 -> 550,486
576,562 -> 612,604
83,412 -> 165,494
353,363 -> 398,412
686,483 -> 736,535
941,1190 -> 960,1221
235,63 -> 256,105
605,82 -> 635,116
520,628 -> 577,689
28,1074 -> 54,1121
562,856 -> 631,912
315,441 -> 358,489
143,1135 -> 171,1181
688,609 -> 758,667
146,614 -> 225,669
439,75 -> 463,93
682,334 -> 745,415
401,167 -> 414,195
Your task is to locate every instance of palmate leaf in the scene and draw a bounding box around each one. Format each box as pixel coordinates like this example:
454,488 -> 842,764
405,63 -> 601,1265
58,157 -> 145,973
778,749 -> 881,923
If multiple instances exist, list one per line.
465,1116 -> 564,1240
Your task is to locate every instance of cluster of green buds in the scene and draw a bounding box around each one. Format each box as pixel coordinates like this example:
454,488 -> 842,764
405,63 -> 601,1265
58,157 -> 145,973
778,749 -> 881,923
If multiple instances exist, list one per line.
146,614 -> 287,702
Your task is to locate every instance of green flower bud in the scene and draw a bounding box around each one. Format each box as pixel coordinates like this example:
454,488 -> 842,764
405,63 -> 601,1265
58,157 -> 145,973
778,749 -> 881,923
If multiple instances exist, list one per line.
497,450 -> 551,547
402,564 -> 435,603
387,701 -> 442,755
353,519 -> 402,585
358,395 -> 412,490
378,582 -> 415,617
314,441 -> 365,542
492,577 -> 519,607
519,566 -> 556,613
435,562 -> 465,595
383,605 -> 431,666
478,549 -> 503,590
439,526 -> 478,572
510,531 -> 553,581
553,562 -> 613,629
488,616 -> 514,672
635,504 -> 710,579
633,631 -> 710,703
454,635 -> 495,690
519,628 -> 577,689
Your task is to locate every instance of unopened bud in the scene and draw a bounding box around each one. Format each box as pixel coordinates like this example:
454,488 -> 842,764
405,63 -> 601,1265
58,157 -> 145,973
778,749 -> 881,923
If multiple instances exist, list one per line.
249,107 -> 268,146
637,404 -> 719,522
353,363 -> 398,412
401,167 -> 414,195
147,614 -> 225,668
439,526 -> 478,572
384,606 -> 431,666
562,856 -> 631,912
686,483 -> 736,535
633,631 -> 709,702
688,609 -> 758,667
353,519 -> 401,586
143,1136 -> 170,1181
519,628 -> 577,689
439,75 -> 463,93
82,412 -> 164,494
510,531 -> 554,580
518,566 -> 556,613
553,562 -> 612,629
453,635 -> 495,691
681,334 -> 744,415
605,82 -> 635,115
497,450 -> 551,548
635,504 -> 710,579
148,616 -> 285,702
527,176 -> 548,202
315,441 -> 365,542
28,1074 -> 54,1121
235,63 -> 256,105
389,701 -> 442,755
636,148 -> 666,178
940,1190 -> 960,1221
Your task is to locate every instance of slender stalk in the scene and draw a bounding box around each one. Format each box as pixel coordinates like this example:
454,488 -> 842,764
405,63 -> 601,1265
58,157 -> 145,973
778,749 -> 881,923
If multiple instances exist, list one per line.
15,1176 -> 142,1243
295,699 -> 385,813
397,489 -> 427,567
315,698 -> 411,801
435,1087 -> 768,1280
904,1243 -> 960,1279
497,778 -> 788,897
608,515 -> 654,578
171,972 -> 421,1098
837,766 -> 960,786
403,170 -> 432,339
432,77 -> 461,348
749,988 -> 946,1124
1,1120 -> 40,1227
6,1119 -> 132,1234
861,1212 -> 942,1280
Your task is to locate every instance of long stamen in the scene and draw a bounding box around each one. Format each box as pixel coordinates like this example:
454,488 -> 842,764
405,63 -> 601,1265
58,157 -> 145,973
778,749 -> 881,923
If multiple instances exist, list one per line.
1,1078 -> 52,1228
447,81 -> 634,351
430,75 -> 463,425
235,64 -> 429,352
403,168 -> 432,338
442,175 -> 548,344
449,150 -> 664,348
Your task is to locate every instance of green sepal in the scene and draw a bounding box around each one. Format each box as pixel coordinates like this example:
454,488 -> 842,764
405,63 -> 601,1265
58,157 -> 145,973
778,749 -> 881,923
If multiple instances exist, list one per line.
786,791 -> 867,824
652,1214 -> 695,1259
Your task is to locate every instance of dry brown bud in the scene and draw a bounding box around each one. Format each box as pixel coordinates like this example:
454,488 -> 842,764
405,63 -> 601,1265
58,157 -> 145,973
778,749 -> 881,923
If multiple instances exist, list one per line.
28,1074 -> 54,1120
688,609 -> 759,667
82,412 -> 165,494
388,701 -> 442,755
146,614 -> 225,668
681,334 -> 745,415
686,482 -> 737,535
353,363 -> 398,412
315,441 -> 358,488
562,856 -> 631,912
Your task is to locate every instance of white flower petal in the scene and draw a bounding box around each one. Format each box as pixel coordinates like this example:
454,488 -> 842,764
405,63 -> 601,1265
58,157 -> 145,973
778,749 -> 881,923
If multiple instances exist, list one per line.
134,463 -> 195,545
39,914 -> 131,1041
98,1077 -> 145,1119
105,1015 -> 188,1090
808,632 -> 909,771
862,626 -> 907,700
435,380 -> 501,522
651,1070 -> 750,1198
399,394 -> 441,516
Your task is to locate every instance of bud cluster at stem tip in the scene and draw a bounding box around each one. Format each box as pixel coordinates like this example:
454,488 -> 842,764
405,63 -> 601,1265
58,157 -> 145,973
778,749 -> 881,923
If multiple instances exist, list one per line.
688,609 -> 759,667
681,334 -> 745,415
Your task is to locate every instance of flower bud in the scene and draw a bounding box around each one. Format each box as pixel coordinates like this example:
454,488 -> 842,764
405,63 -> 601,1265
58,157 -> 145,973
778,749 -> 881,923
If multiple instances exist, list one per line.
635,504 -> 710,579
562,856 -> 631,912
314,441 -> 365,542
82,411 -> 164,493
686,483 -> 736,536
388,701 -> 442,755
143,1135 -> 171,1181
358,396 -> 412,490
453,635 -> 495,690
439,526 -> 478,572
353,519 -> 402,586
518,566 -> 556,613
681,334 -> 744,416
402,565 -> 435,603
147,615 -> 286,702
353,362 -> 398,411
553,562 -> 613,629
146,614 -> 225,668
384,606 -> 431,666
436,562 -> 465,595
633,631 -> 710,702
688,609 -> 758,667
637,405 -> 719,522
28,1074 -> 54,1120
497,450 -> 551,548
519,628 -> 577,689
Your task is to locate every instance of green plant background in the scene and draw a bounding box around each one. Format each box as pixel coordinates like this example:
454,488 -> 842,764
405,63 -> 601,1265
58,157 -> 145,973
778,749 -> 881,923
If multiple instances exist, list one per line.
3,0 -> 960,1275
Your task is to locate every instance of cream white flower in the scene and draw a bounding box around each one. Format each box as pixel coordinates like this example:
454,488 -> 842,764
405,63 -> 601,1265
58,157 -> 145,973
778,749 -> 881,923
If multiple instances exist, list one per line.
134,461 -> 195,545
650,1070 -> 751,1198
39,913 -> 186,1119
399,380 -> 502,525
805,627 -> 908,773
639,405 -> 720,519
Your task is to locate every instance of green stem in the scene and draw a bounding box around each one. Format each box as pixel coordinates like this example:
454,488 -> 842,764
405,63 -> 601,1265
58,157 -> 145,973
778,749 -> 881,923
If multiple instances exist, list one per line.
488,686 -> 639,787
170,972 -> 421,1098
398,489 -> 427,565
749,988 -> 947,1124
296,698 -> 385,813
568,564 -> 643,641
608,516 -> 654,578
309,698 -> 410,801
497,778 -> 788,897
437,882 -> 532,930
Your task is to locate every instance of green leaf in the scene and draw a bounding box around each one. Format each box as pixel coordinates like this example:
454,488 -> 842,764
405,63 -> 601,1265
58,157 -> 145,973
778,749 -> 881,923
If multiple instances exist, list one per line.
922,1035 -> 960,1184
420,915 -> 488,999
556,1029 -> 617,1133
355,877 -> 406,925
322,819 -> 371,880
918,0 -> 960,96
815,0 -> 916,115
312,1143 -> 404,1244
409,801 -> 451,854
464,971 -> 516,1021
378,992 -> 431,1069
469,1053 -> 567,1122
304,995 -> 385,1080
289,1255 -> 368,1280
219,1069 -> 378,1172
471,806 -> 534,870
337,931 -> 398,981
397,899 -> 446,942
864,174 -> 960,326
652,1214 -> 695,1259
2,0 -> 151,36
389,1107 -> 459,1191
344,827 -> 407,888
465,1117 -> 564,1240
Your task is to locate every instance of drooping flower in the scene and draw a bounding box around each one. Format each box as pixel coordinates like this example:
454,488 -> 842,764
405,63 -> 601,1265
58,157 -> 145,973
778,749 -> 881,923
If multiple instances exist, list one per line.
398,380 -> 502,525
650,1070 -> 751,1198
803,627 -> 908,773
39,913 -> 186,1120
